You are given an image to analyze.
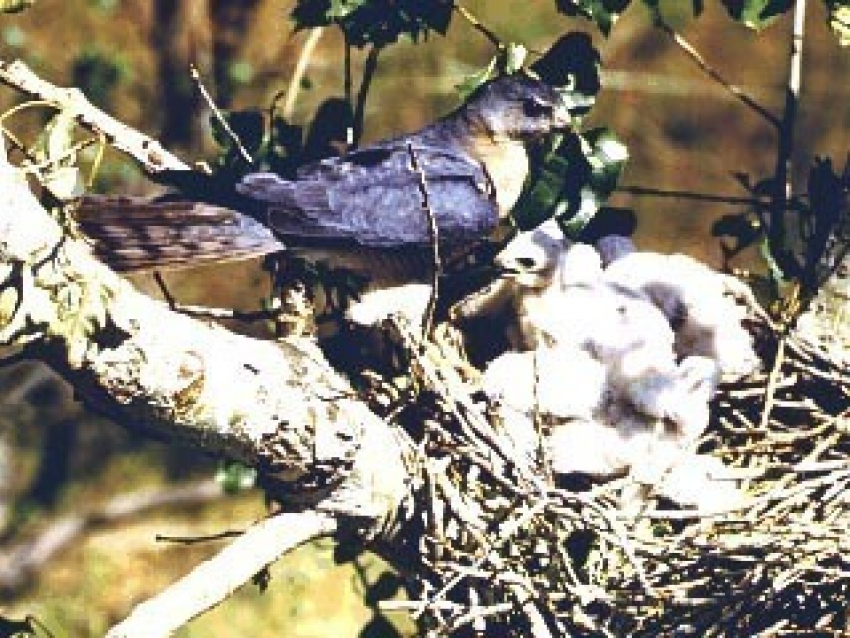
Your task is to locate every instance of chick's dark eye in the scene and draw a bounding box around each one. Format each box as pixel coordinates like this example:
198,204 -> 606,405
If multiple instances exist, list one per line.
523,97 -> 553,118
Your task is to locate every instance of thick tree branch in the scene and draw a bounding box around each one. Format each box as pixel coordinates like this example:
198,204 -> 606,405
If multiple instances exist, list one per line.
0,141 -> 414,517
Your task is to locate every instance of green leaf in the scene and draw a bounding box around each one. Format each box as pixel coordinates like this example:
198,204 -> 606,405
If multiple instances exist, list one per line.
291,0 -> 453,47
825,0 -> 850,45
216,461 -> 257,494
455,55 -> 500,101
0,0 -> 35,13
720,0 -> 794,30
555,0 -> 632,36
512,128 -> 628,234
32,109 -> 77,167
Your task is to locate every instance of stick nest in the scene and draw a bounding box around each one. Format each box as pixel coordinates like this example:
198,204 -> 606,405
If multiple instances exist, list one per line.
358,299 -> 850,637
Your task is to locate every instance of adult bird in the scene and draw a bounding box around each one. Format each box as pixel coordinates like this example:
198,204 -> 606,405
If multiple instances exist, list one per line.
76,71 -> 591,289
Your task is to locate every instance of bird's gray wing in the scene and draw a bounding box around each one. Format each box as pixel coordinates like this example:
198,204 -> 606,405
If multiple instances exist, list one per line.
235,143 -> 499,249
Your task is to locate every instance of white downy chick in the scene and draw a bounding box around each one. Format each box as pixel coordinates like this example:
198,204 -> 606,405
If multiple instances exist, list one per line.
603,252 -> 759,378
493,220 -> 603,349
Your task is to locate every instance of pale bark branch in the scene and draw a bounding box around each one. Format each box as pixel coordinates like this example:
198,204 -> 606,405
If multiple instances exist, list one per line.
106,510 -> 339,638
0,59 -> 189,173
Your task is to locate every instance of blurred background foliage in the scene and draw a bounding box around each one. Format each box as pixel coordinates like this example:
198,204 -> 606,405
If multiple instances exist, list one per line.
0,1 -> 847,636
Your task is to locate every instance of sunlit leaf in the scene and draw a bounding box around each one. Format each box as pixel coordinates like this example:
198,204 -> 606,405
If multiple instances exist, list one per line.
0,0 -> 35,13
216,461 -> 257,494
455,56 -> 500,101
826,1 -> 850,45
555,0 -> 631,35
720,0 -> 794,30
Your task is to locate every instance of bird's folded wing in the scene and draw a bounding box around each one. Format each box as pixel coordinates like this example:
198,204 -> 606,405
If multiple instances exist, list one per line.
237,143 -> 499,248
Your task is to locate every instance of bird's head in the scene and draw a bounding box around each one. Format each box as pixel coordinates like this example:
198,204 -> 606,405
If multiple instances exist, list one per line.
463,72 -> 590,142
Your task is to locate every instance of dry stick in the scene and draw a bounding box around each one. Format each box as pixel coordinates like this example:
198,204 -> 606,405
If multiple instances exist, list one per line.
0,59 -> 188,173
281,27 -> 324,120
653,18 -> 780,128
352,45 -> 380,148
106,511 -> 338,638
190,63 -> 252,164
406,143 -> 441,341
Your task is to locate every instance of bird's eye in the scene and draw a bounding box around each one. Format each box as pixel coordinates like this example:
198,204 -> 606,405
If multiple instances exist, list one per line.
523,97 -> 553,118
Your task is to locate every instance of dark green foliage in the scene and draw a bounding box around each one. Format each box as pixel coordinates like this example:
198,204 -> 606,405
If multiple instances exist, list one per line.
801,156 -> 848,288
513,128 -> 628,234
71,48 -> 129,109
530,31 -> 601,96
291,0 -> 453,46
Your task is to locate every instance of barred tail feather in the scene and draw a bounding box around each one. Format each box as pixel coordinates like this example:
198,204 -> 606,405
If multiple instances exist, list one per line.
75,195 -> 284,272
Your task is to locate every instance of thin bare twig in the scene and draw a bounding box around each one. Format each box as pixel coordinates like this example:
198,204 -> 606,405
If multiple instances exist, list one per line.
281,27 -> 324,120
618,184 -> 765,207
190,63 -> 252,164
0,480 -> 223,595
453,3 -> 503,48
652,18 -> 780,127
406,143 -> 441,340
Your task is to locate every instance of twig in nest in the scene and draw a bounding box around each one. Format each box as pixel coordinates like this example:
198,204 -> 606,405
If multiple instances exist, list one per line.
190,63 -> 252,164
406,143 -> 442,341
